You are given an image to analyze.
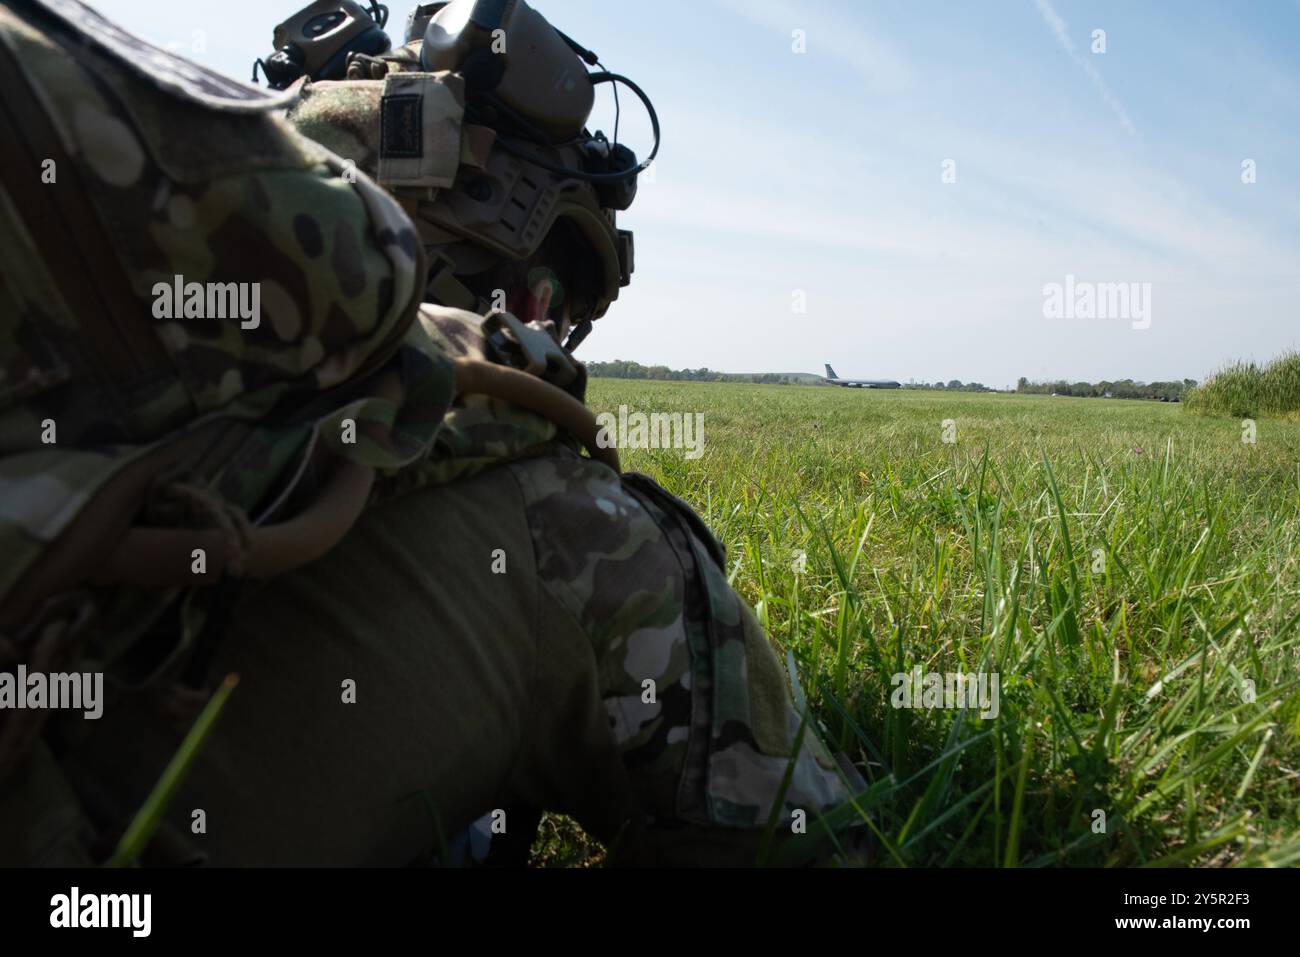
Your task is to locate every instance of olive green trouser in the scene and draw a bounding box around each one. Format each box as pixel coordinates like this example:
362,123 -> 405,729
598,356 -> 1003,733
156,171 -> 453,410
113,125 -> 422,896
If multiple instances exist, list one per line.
2,457 -> 854,866
5,463 -> 630,865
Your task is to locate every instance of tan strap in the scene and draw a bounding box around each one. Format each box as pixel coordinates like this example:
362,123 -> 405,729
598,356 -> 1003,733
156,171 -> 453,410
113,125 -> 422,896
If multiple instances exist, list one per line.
93,458 -> 376,587
453,357 -> 620,473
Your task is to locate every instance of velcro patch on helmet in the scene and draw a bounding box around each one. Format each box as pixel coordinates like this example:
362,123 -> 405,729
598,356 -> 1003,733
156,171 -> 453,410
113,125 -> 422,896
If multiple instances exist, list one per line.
381,94 -> 423,157
378,71 -> 464,189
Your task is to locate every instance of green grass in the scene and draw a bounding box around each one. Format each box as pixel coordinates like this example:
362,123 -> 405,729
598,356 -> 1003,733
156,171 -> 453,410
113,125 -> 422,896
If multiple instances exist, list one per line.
1185,351 -> 1300,422
572,380 -> 1300,867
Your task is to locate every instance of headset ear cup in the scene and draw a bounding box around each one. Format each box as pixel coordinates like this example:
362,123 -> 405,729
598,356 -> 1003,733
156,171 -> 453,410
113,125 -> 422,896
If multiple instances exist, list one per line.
460,47 -> 507,94
587,142 -> 638,211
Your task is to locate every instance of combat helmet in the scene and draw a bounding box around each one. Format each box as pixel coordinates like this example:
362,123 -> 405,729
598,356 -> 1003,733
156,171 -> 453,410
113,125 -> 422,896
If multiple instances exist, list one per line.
277,0 -> 659,350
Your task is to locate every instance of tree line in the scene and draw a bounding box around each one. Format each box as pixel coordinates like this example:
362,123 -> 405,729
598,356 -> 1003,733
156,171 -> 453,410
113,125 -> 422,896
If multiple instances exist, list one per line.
904,381 -> 996,392
585,360 -> 803,385
1014,377 -> 1196,400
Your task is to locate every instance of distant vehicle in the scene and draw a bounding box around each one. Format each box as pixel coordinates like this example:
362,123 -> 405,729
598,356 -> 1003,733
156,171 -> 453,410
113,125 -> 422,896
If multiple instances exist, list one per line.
824,364 -> 901,389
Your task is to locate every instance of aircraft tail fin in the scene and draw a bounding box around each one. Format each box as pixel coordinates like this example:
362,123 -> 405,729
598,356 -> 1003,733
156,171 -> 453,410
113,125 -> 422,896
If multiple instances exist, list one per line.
824,363 -> 839,380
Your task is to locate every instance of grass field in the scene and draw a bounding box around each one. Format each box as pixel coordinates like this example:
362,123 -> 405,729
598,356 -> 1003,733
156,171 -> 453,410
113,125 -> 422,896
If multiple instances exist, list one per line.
568,380 -> 1300,867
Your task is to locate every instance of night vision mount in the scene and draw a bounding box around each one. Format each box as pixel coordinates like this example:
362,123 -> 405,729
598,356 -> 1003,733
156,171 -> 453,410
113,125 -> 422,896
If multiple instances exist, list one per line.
253,0 -> 392,89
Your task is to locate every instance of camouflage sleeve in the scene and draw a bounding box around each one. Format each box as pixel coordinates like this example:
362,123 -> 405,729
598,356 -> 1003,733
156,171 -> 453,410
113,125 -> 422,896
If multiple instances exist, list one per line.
510,451 -> 859,858
0,1 -> 450,672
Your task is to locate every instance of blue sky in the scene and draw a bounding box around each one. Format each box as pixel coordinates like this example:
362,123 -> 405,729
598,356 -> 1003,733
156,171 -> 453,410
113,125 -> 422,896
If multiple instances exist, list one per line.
93,0 -> 1300,388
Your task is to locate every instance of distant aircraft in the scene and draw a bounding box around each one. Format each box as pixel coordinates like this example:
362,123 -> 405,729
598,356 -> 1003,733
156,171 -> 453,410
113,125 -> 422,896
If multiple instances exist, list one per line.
824,364 -> 901,389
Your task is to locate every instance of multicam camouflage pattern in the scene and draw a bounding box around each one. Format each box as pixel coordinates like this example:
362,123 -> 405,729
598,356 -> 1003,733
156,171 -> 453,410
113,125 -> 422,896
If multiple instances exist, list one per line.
1,0 -> 861,859
512,453 -> 853,830
0,2 -> 454,616
288,80 -> 386,179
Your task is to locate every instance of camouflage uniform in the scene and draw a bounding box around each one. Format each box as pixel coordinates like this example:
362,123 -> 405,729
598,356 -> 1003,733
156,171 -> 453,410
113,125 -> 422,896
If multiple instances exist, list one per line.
0,0 -> 861,867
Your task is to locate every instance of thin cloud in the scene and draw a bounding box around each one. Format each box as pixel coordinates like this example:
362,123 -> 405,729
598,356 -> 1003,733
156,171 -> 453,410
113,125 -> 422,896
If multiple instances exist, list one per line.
715,0 -> 912,94
1032,0 -> 1136,135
